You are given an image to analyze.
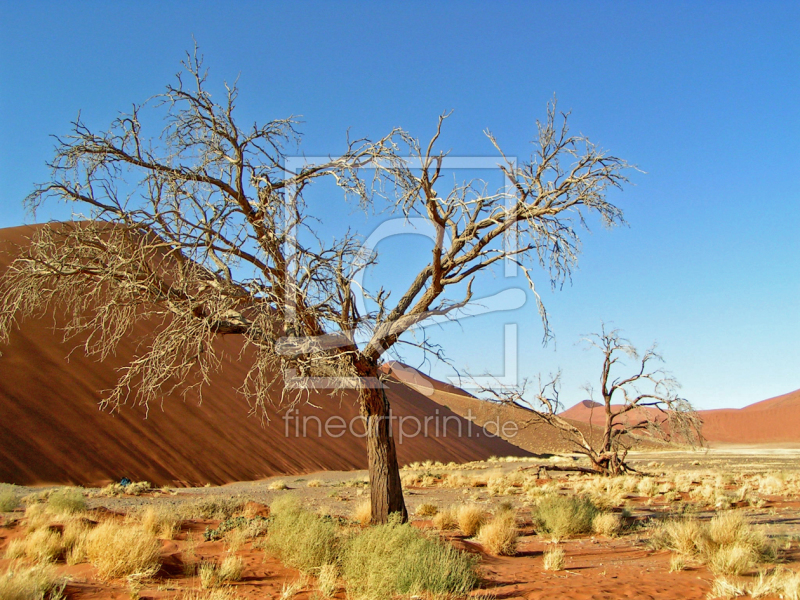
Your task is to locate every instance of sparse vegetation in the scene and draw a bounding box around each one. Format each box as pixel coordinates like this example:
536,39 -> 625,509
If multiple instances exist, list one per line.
341,516 -> 479,600
0,563 -> 65,600
262,496 -> 338,573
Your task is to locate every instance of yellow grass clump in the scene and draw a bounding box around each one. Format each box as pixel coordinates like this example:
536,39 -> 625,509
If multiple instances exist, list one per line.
415,503 -> 438,517
139,505 -> 181,539
542,546 -> 566,571
432,506 -> 458,531
477,512 -> 518,556
84,520 -> 161,580
592,512 -> 623,537
456,504 -> 485,537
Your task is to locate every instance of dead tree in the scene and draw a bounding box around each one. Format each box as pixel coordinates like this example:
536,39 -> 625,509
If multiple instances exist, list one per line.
0,49 -> 632,522
482,325 -> 703,475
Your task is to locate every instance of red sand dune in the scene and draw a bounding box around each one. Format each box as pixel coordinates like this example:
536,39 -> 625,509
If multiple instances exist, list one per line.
698,389 -> 800,444
0,225 -> 528,487
560,391 -> 800,445
382,362 -> 633,454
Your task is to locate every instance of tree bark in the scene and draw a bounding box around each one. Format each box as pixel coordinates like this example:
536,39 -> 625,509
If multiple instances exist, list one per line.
360,383 -> 408,524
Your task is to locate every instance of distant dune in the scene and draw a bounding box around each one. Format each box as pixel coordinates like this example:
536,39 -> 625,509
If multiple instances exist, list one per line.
559,389 -> 800,446
381,362 -> 642,454
0,225 -> 529,487
697,389 -> 800,444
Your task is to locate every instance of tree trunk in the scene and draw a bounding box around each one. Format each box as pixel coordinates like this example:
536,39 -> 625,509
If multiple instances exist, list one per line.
360,384 -> 408,524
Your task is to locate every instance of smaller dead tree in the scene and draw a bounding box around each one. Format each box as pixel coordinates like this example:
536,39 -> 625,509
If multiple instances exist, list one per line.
481,325 -> 703,475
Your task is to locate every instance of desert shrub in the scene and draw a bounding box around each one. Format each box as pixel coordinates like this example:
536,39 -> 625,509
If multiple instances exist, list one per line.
592,512 -> 623,537
46,489 -> 86,515
352,501 -> 371,526
306,480 -> 323,488
140,505 -> 181,539
341,516 -> 479,600
263,497 -> 338,573
477,512 -> 518,556
534,495 -> 598,539
203,515 -> 269,542
651,512 -> 774,573
706,511 -> 774,562
268,480 -> 288,491
415,503 -> 438,517
0,562 -> 65,600
456,504 -> 485,537
96,481 -> 151,497
184,497 -> 244,520
542,546 -> 565,571
650,519 -> 705,556
85,520 -> 161,580
431,506 -> 457,531
0,487 -> 20,512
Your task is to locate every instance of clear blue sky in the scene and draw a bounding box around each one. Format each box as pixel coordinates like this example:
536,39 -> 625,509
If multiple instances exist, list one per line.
1,1 -> 798,409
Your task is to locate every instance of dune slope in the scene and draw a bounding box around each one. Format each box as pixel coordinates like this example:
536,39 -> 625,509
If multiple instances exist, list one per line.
0,225 -> 528,486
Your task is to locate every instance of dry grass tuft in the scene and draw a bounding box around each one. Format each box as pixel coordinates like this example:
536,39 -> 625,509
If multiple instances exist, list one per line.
306,480 -> 324,488
218,555 -> 244,582
456,504 -> 485,537
268,480 -> 289,491
709,575 -> 747,599
139,505 -> 181,539
477,512 -> 518,556
351,501 -> 371,526
432,506 -> 458,531
592,512 -> 623,537
85,520 -> 161,580
0,562 -> 65,600
415,503 -> 438,517
669,553 -> 686,572
708,543 -> 758,576
542,546 -> 565,571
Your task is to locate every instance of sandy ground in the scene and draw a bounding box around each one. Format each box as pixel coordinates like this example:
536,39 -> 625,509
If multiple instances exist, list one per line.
4,448 -> 800,599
